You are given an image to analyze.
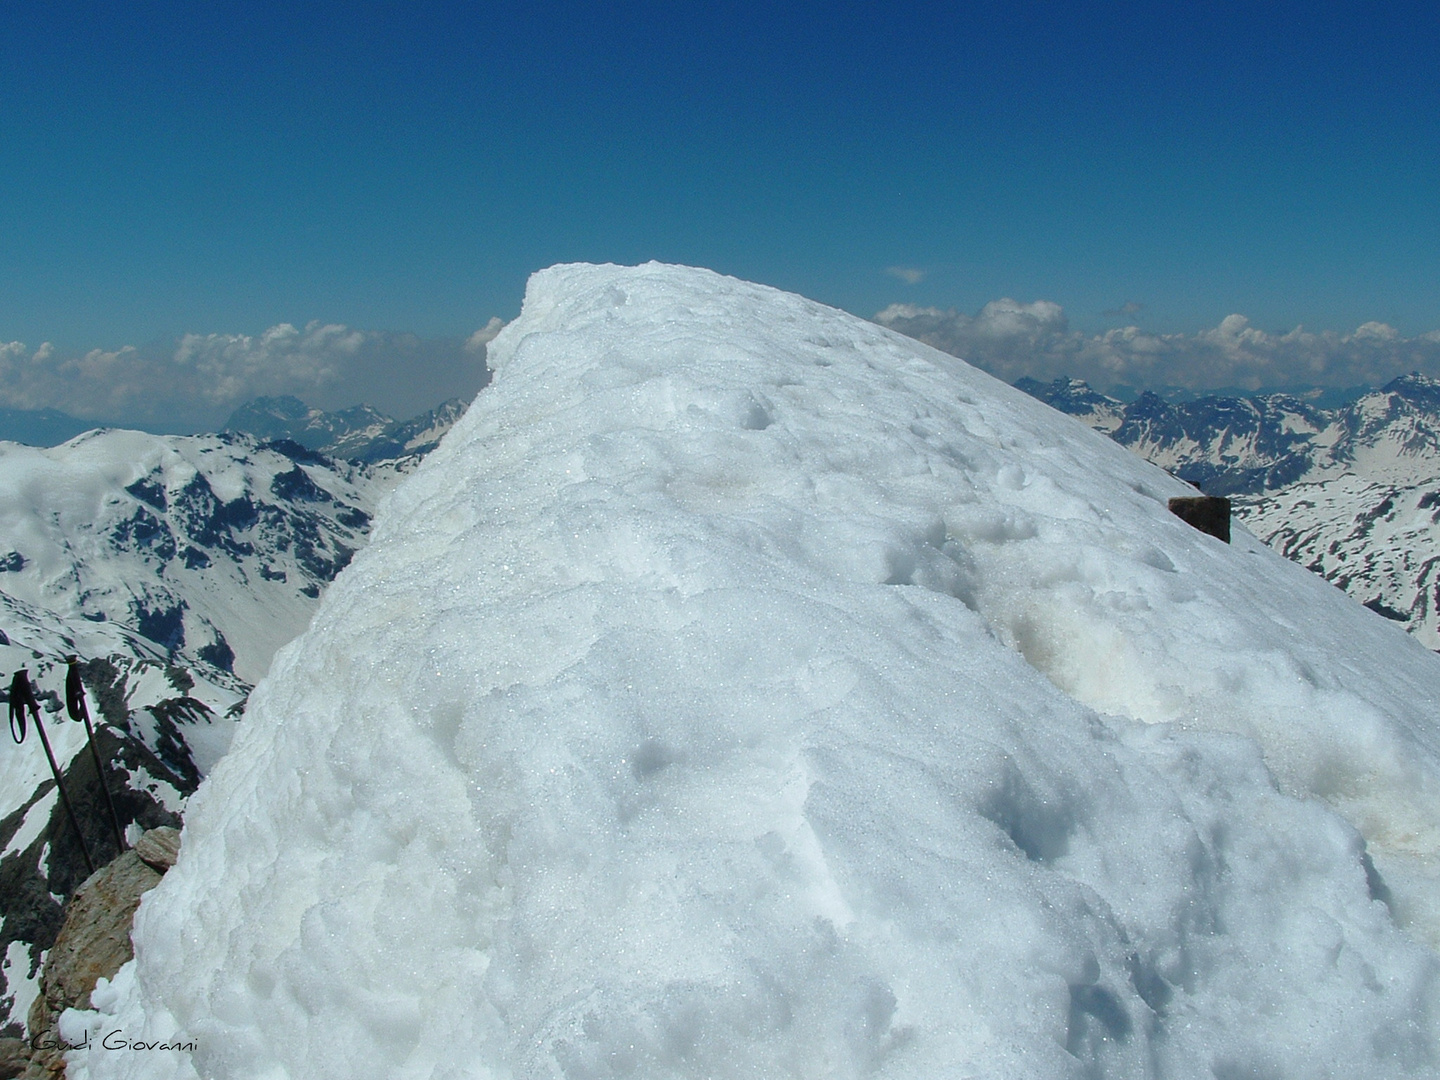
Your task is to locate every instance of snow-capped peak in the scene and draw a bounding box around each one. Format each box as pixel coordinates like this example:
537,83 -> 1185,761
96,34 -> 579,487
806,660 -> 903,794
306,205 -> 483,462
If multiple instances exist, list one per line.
79,265 -> 1440,1080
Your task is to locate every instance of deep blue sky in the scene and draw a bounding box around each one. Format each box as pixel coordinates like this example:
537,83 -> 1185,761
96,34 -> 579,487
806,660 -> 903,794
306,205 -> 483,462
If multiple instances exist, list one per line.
1,1 -> 1438,415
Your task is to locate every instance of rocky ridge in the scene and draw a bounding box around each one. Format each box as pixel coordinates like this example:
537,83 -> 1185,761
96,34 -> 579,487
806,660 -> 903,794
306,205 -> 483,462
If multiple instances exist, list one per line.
13,828 -> 179,1079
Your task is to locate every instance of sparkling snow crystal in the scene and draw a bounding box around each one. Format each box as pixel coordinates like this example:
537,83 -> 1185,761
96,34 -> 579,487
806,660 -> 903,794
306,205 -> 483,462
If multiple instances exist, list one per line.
76,265 -> 1439,1079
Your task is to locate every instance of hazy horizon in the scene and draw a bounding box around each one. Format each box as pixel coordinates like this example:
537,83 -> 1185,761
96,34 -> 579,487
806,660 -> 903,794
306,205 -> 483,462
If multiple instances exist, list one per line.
4,278 -> 1439,438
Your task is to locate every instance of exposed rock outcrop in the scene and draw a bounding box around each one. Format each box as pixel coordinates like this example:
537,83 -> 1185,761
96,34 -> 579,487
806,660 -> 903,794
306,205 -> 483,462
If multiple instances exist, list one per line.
19,828 -> 177,1080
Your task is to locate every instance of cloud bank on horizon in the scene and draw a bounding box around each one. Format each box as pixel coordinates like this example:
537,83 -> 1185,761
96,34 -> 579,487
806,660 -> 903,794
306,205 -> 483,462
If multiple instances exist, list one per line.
0,317 -> 504,431
875,300 -> 1440,393
6,291 -> 1440,436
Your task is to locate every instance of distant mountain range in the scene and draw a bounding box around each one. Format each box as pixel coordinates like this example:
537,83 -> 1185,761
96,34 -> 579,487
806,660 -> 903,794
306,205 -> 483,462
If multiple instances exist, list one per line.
222,395 -> 470,462
0,395 -> 469,463
1016,372 -> 1440,648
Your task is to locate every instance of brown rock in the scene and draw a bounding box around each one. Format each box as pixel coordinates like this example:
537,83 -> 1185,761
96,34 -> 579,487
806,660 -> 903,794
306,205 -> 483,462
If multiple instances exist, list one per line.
39,852 -> 161,1016
22,829 -> 178,1078
17,1044 -> 57,1080
0,1037 -> 28,1080
133,826 -> 181,872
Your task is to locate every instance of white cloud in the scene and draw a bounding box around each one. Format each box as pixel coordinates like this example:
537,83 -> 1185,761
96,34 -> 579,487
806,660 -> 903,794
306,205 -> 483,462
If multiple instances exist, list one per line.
172,322 -> 358,406
0,319 -> 505,430
874,301 -> 1440,391
885,266 -> 926,285
465,317 -> 505,354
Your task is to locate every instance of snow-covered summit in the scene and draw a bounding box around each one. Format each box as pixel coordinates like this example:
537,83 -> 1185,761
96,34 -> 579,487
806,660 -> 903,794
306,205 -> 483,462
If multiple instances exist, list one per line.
79,265 -> 1440,1078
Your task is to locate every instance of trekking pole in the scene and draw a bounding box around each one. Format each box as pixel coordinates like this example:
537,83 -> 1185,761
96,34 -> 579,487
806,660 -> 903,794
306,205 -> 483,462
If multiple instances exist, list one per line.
9,669 -> 94,876
66,657 -> 126,854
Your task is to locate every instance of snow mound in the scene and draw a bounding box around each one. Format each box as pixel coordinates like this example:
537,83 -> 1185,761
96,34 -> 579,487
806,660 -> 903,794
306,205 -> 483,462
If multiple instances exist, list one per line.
77,265 -> 1440,1079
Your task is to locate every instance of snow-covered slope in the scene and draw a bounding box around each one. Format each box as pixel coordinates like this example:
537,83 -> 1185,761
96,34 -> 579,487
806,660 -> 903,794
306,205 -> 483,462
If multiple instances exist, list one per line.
78,265 -> 1440,1079
1244,474 -> 1440,638
1020,375 -> 1440,647
0,430 -> 398,684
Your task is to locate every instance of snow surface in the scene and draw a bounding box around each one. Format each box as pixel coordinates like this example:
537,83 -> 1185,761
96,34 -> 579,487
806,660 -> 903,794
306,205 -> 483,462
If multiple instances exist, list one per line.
4,938 -> 40,1037
73,265 -> 1440,1079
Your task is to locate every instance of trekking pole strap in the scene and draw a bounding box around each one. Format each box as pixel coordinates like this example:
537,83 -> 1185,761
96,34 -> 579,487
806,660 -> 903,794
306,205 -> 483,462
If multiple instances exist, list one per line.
9,670 -> 31,743
65,661 -> 87,723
